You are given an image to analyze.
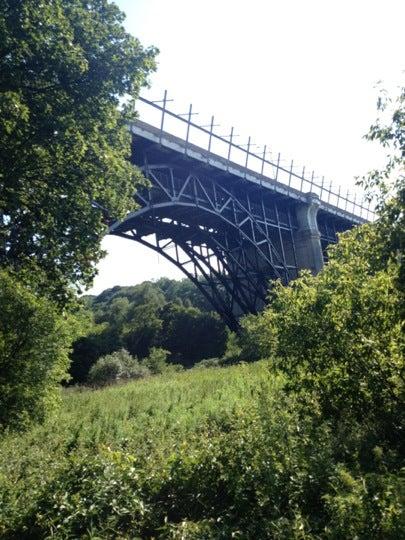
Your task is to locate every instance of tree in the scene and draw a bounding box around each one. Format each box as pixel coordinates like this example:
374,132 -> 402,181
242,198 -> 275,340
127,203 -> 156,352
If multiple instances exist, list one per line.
359,84 -> 405,291
0,0 -> 157,304
0,269 -> 74,428
159,303 -> 228,367
260,227 -> 402,425
143,347 -> 170,375
69,321 -> 121,384
155,277 -> 212,311
123,303 -> 163,358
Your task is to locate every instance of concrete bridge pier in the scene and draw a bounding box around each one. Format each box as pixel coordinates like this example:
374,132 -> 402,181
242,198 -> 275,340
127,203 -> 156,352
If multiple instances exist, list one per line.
294,193 -> 324,275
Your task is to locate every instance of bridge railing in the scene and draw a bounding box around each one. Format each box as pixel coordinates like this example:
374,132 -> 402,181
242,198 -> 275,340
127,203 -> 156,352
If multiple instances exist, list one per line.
134,91 -> 375,222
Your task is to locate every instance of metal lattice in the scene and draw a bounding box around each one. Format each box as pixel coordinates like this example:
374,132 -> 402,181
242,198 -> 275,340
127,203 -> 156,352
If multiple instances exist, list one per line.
112,164 -> 305,330
108,94 -> 368,329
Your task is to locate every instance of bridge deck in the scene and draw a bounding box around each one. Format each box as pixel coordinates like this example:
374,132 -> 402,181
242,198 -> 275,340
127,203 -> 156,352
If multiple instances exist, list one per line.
108,106 -> 371,330
130,119 -> 368,226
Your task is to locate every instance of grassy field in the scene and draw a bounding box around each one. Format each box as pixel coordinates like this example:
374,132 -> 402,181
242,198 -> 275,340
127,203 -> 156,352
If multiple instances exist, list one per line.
0,360 -> 276,459
1,361 -> 402,539
0,362 -> 290,538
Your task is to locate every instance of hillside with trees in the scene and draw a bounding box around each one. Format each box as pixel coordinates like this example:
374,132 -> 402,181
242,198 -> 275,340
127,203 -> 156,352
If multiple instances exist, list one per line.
70,278 -> 228,383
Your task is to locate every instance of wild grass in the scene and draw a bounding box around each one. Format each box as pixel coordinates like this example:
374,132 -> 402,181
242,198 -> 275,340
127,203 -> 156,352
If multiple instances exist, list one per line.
1,360 -> 402,539
0,361 -> 284,536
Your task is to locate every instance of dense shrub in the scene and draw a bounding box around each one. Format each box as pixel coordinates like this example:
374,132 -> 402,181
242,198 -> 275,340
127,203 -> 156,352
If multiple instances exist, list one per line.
193,357 -> 222,369
88,354 -> 122,387
323,466 -> 404,538
241,226 -> 403,430
238,312 -> 275,362
142,346 -> 170,375
5,379 -> 403,538
88,349 -> 150,387
0,270 -> 72,429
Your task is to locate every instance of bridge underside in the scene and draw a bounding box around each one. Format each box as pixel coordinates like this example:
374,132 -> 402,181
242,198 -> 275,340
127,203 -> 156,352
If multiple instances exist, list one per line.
110,136 -> 354,331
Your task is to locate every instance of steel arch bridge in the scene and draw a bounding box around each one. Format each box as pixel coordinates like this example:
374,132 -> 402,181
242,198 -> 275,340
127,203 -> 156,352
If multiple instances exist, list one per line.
109,95 -> 371,331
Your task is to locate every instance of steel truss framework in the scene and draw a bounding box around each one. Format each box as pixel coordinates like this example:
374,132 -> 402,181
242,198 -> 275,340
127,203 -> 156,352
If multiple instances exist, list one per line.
111,163 -> 310,331
106,97 -> 362,330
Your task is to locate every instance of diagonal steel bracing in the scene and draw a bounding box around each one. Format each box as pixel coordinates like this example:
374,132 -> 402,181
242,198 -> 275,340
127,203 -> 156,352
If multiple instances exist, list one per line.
105,95 -> 366,330
110,164 -> 302,329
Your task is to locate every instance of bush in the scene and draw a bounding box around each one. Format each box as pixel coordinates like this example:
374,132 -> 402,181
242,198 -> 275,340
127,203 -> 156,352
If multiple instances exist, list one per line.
88,349 -> 150,387
193,357 -> 222,369
118,348 -> 151,380
0,270 -> 72,429
242,224 -> 404,472
238,313 -> 275,362
88,355 -> 122,387
143,347 -> 170,375
9,385 -> 403,538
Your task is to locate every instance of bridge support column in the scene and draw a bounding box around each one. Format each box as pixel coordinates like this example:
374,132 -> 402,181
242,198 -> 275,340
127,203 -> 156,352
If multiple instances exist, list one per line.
294,193 -> 324,275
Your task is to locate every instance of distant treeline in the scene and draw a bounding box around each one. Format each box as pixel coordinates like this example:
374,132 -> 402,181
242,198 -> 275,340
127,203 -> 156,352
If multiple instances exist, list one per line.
70,278 -> 228,383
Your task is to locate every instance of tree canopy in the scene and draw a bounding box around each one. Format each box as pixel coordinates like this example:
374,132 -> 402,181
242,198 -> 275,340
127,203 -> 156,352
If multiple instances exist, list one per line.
0,0 -> 157,304
70,279 -> 228,382
360,84 -> 404,291
0,269 -> 74,428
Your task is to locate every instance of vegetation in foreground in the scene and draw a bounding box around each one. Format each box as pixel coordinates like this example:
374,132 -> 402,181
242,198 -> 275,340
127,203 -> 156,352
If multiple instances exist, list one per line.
0,360 -> 402,539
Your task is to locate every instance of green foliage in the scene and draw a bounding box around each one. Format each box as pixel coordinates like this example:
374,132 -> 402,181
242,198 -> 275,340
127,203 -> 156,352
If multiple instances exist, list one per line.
70,280 -> 228,381
88,353 -> 122,387
0,364 -> 402,538
0,0 -> 157,303
0,270 -> 73,429
160,303 -> 228,367
323,466 -> 404,539
360,84 -> 404,292
238,312 -> 275,362
0,362 -> 274,536
88,348 -> 149,387
143,346 -> 170,375
243,225 -> 403,430
123,302 -> 163,358
155,277 -> 213,311
194,357 -> 222,369
70,321 -> 120,383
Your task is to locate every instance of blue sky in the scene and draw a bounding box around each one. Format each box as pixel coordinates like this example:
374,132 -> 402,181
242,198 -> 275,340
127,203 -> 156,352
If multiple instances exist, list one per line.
89,0 -> 404,294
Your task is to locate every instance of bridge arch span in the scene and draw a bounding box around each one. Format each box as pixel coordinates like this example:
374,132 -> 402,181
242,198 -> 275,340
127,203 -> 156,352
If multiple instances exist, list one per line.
107,120 -> 362,329
109,165 -> 301,329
